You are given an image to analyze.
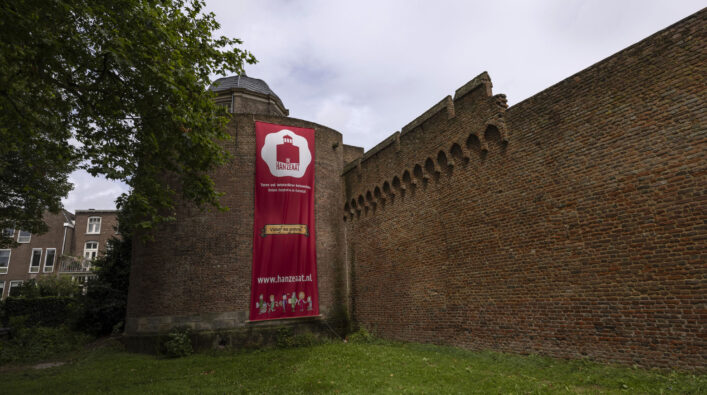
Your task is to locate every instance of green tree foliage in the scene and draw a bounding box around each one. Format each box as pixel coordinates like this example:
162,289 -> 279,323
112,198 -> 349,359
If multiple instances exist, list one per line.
80,235 -> 132,335
0,0 -> 256,246
11,276 -> 80,298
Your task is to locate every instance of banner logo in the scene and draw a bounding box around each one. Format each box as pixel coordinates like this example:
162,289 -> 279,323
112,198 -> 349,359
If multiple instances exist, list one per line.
260,129 -> 312,178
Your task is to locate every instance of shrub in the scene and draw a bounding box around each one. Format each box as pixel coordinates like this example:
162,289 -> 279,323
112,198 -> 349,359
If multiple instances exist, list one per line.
78,236 -> 131,336
78,282 -> 127,336
347,327 -> 375,344
1,296 -> 81,327
36,276 -> 81,297
160,327 -> 193,358
13,276 -> 81,298
0,318 -> 91,364
275,327 -> 322,348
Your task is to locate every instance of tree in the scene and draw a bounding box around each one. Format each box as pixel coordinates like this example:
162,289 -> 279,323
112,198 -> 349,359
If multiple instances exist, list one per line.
0,0 -> 255,246
79,235 -> 132,335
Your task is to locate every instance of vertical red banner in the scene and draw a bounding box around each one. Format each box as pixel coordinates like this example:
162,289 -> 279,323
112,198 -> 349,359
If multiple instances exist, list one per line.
251,121 -> 318,321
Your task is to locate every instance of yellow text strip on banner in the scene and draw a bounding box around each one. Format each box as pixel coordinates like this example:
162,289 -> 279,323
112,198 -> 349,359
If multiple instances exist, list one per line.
261,224 -> 309,237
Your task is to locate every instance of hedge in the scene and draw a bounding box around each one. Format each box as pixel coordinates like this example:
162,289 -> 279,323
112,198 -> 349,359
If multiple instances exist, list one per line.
1,296 -> 80,327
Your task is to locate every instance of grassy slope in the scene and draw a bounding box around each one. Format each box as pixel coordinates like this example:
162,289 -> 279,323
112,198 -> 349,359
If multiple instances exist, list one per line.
1,341 -> 704,394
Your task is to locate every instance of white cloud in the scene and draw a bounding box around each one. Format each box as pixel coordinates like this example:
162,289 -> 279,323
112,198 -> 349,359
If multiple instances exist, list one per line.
206,0 -> 704,150
314,95 -> 377,143
62,0 -> 705,209
61,170 -> 128,213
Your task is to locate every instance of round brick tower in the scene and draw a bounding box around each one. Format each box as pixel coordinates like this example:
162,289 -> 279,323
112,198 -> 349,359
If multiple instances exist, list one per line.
125,76 -> 349,348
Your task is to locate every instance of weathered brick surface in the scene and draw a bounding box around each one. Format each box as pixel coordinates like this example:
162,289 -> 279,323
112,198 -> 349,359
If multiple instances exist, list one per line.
343,144 -> 364,165
126,114 -> 347,333
344,10 -> 706,369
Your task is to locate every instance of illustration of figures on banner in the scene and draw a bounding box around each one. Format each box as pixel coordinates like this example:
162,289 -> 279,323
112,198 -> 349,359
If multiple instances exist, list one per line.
255,291 -> 314,317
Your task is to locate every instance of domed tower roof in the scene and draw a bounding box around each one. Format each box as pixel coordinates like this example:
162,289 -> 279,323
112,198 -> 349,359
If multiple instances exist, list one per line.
209,75 -> 288,116
209,75 -> 280,101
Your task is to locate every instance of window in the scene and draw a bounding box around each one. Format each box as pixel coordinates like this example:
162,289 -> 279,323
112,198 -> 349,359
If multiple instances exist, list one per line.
9,280 -> 22,297
17,230 -> 31,243
29,248 -> 42,273
87,217 -> 101,234
0,250 -> 9,274
2,228 -> 13,237
44,248 -> 56,273
84,241 -> 99,260
0,281 -> 4,299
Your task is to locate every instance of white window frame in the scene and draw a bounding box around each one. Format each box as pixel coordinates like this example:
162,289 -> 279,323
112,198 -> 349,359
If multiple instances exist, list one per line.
86,217 -> 102,234
84,241 -> 99,260
0,281 -> 4,299
8,280 -> 22,297
17,230 -> 31,243
2,228 -> 14,238
0,249 -> 10,274
29,248 -> 42,273
44,248 -> 56,273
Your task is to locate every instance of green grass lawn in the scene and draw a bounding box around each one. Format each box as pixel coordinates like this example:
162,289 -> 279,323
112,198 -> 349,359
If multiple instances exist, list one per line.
1,339 -> 704,394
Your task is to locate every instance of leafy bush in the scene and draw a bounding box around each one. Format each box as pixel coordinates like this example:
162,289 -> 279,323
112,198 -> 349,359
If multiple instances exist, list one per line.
275,327 -> 322,348
347,327 -> 376,344
38,276 -> 81,296
78,282 -> 128,336
78,236 -> 131,336
1,296 -> 81,327
13,276 -> 80,298
11,279 -> 40,298
0,318 -> 91,364
160,327 -> 193,358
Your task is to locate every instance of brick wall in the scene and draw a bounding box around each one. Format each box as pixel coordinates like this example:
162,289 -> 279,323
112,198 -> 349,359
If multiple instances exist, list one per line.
344,10 -> 705,369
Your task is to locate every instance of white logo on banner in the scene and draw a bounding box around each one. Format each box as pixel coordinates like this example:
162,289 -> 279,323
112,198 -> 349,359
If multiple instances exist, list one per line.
260,129 -> 312,178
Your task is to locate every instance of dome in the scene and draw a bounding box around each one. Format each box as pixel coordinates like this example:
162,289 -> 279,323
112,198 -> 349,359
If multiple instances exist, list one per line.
209,74 -> 283,103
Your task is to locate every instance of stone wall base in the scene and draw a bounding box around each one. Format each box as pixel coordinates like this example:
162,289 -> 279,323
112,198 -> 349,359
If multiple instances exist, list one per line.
121,316 -> 338,354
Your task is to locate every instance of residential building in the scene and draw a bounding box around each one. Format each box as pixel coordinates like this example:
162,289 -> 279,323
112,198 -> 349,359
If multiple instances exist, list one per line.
0,209 -> 119,299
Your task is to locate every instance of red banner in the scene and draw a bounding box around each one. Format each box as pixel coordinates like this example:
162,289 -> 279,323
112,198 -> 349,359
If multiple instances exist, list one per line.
251,121 -> 318,321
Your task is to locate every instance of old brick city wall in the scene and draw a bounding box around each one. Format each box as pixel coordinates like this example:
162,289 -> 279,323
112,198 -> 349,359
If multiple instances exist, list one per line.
343,10 -> 705,369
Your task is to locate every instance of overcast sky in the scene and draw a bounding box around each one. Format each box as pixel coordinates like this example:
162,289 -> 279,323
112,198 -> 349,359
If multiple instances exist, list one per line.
62,0 -> 705,213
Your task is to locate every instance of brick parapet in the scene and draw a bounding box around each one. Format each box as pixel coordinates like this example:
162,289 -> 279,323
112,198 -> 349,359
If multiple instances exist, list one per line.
342,71 -> 509,219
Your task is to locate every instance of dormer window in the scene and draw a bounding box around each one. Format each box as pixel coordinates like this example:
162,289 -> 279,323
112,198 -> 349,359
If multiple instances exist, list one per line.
87,217 -> 101,234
